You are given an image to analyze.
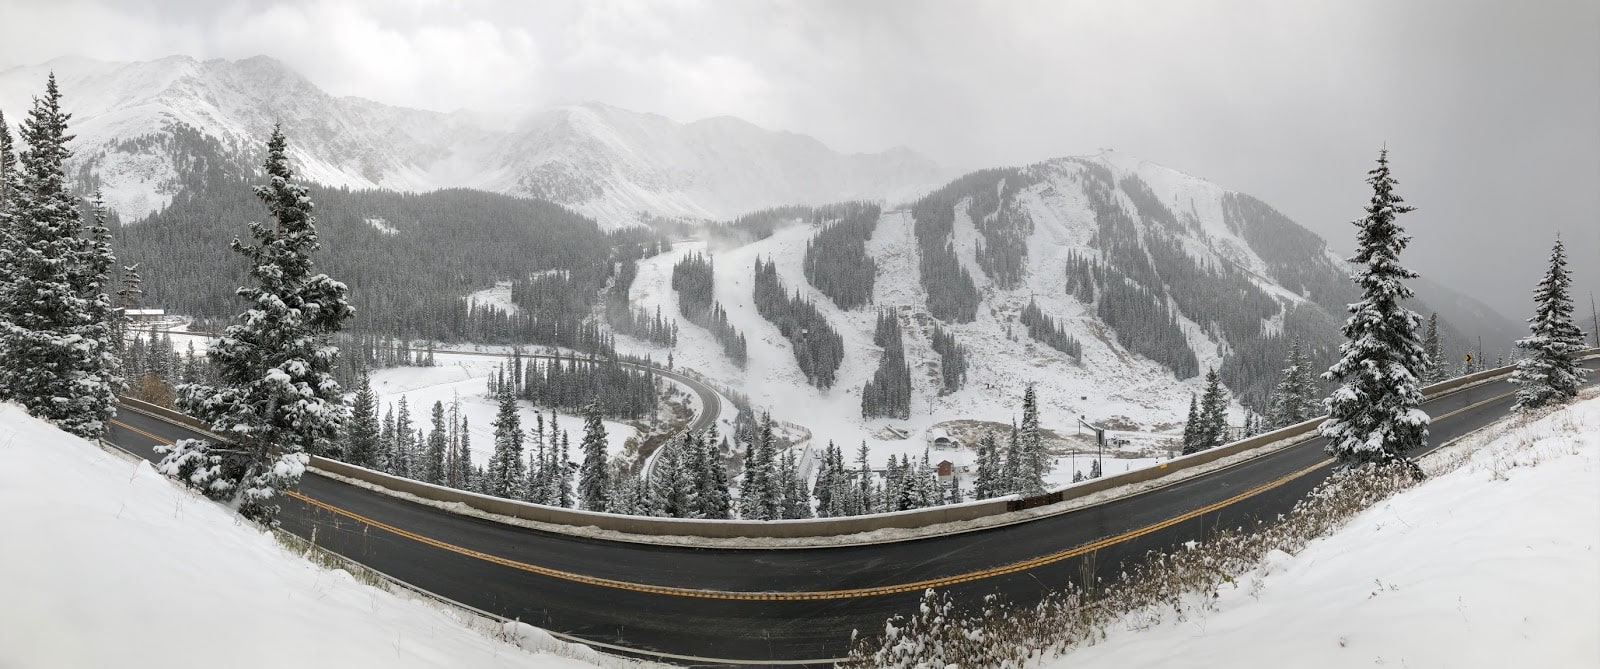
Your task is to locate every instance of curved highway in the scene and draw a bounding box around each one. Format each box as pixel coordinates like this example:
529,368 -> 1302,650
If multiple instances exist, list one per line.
104,356 -> 1600,666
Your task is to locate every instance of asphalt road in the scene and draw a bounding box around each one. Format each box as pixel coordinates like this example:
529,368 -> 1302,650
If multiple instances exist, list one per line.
104,358 -> 1599,667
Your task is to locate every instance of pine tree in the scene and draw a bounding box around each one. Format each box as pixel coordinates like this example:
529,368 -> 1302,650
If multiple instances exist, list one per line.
451,412 -> 472,489
1321,150 -> 1429,471
1014,384 -> 1049,495
378,406 -> 396,472
556,425 -> 574,508
423,401 -> 448,484
1002,421 -> 1022,494
1268,338 -> 1317,428
609,465 -> 643,516
0,75 -> 123,437
697,430 -> 733,519
392,396 -> 414,477
487,389 -> 525,498
780,449 -> 813,519
345,368 -> 380,467
1421,313 -> 1443,383
1186,369 -> 1229,454
1181,394 -> 1200,453
577,401 -> 610,511
1511,238 -> 1588,411
156,126 -> 352,520
649,435 -> 695,518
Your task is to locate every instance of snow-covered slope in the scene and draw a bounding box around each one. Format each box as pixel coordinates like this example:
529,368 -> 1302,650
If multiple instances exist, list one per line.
614,150 -> 1494,478
0,403 -> 633,669
0,55 -> 950,226
1050,393 -> 1600,669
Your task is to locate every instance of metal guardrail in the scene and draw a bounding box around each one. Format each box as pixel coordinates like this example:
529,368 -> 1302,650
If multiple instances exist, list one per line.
124,350 -> 1599,541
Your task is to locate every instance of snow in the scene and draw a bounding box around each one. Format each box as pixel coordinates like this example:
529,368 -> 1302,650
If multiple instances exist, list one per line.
364,217 -> 398,235
0,57 -> 950,228
369,359 -> 643,466
466,281 -> 520,316
1048,393 -> 1600,669
0,403 -> 630,668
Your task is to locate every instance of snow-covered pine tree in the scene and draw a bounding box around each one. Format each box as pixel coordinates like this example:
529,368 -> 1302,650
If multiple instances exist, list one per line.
1185,369 -> 1228,454
577,401 -> 610,512
112,263 -> 144,360
1320,149 -> 1429,471
487,388 -> 525,498
855,441 -> 875,515
0,76 -> 123,437
648,435 -> 696,517
973,431 -> 999,499
0,111 -> 19,387
453,414 -> 472,490
1180,394 -> 1200,453
1421,313 -> 1443,383
424,401 -> 448,484
698,429 -> 733,519
1510,237 -> 1588,411
1268,338 -> 1315,428
1015,384 -> 1049,495
781,449 -> 813,519
556,426 -> 574,508
392,396 -> 414,476
378,406 -> 396,472
1001,421 -> 1022,494
157,125 -> 353,520
345,368 -> 380,467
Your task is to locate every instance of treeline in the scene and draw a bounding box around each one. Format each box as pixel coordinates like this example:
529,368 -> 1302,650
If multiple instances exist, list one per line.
862,309 -> 912,419
930,322 -> 968,394
118,177 -> 618,345
910,175 -> 989,322
752,257 -> 844,388
1066,251 -> 1198,378
706,204 -> 815,246
604,234 -> 678,347
488,351 -> 661,421
803,202 -> 881,310
1020,299 -> 1082,359
811,442 -> 958,516
670,252 -> 748,366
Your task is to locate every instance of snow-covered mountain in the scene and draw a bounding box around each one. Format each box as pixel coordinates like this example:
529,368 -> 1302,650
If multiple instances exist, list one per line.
615,150 -> 1513,466
0,55 -> 950,227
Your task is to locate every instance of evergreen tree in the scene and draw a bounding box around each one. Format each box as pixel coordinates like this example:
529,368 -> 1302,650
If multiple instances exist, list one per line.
608,465 -> 644,516
1181,394 -> 1200,453
423,401 -> 448,484
556,425 -> 574,508
1321,150 -> 1429,470
1268,338 -> 1319,428
156,126 -> 353,521
780,449 -> 813,519
487,389 -> 525,498
1014,384 -> 1049,494
1510,237 -> 1588,411
392,396 -> 414,477
378,406 -> 396,472
1421,313 -> 1444,383
450,411 -> 471,490
0,75 -> 123,437
855,441 -> 875,515
577,401 -> 610,511
345,368 -> 380,467
648,435 -> 696,518
1186,369 -> 1229,454
1002,421 -> 1022,495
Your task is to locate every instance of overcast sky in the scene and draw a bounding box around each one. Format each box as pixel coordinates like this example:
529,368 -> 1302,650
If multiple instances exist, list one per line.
3,0 -> 1597,321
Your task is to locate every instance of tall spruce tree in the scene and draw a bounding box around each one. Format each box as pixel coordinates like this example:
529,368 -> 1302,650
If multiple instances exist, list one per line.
1014,384 -> 1049,495
0,75 -> 123,437
1421,313 -> 1444,383
1320,150 -> 1429,471
577,401 -> 610,511
157,126 -> 353,520
345,368 -> 380,467
487,388 -> 525,498
1510,237 -> 1588,411
424,401 -> 448,484
1186,369 -> 1229,454
1268,338 -> 1318,428
1181,394 -> 1200,453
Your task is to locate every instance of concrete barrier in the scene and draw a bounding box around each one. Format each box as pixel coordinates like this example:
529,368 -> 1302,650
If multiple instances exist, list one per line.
134,350 -> 1600,541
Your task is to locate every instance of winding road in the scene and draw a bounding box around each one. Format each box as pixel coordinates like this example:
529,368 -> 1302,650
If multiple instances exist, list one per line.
103,355 -> 1600,667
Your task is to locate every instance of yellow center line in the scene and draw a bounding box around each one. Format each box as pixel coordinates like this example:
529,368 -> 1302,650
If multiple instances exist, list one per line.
115,387 -> 1523,601
285,457 -> 1331,601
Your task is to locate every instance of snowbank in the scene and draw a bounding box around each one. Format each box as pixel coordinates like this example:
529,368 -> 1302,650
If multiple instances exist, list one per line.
0,403 -> 624,668
1051,395 -> 1600,669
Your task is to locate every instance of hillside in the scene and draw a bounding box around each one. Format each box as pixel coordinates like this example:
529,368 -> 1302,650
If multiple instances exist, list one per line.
0,55 -> 950,228
614,151 -> 1519,471
0,403 -> 633,669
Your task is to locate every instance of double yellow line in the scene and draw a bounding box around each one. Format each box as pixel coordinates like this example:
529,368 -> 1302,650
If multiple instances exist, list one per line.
109,386 -> 1519,602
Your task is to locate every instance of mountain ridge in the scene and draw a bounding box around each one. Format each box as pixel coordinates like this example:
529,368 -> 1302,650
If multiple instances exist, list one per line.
0,55 -> 953,227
